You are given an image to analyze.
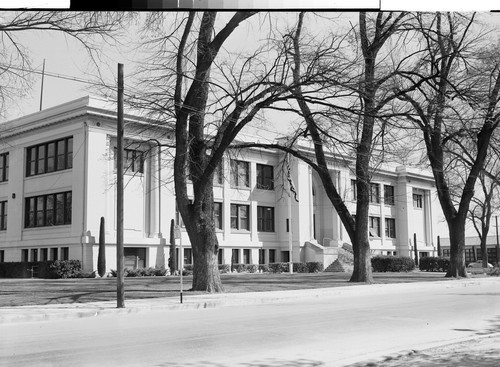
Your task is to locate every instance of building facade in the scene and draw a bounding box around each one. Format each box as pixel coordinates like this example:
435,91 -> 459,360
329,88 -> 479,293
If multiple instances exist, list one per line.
0,96 -> 443,272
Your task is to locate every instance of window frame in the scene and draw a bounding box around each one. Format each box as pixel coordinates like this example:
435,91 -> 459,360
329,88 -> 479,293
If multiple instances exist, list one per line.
0,152 -> 9,182
24,191 -> 72,228
0,200 -> 7,230
413,193 -> 423,209
369,216 -> 381,237
213,202 -> 223,230
384,185 -> 395,206
256,164 -> 274,190
26,137 -> 73,177
385,217 -> 396,238
230,160 -> 250,188
230,203 -> 250,231
369,183 -> 380,204
257,206 -> 275,232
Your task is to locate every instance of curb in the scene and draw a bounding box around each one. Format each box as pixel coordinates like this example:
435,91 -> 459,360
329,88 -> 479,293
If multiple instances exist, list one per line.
1,277 -> 498,324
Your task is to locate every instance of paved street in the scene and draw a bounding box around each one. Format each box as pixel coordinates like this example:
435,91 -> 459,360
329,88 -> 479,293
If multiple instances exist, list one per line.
0,278 -> 499,366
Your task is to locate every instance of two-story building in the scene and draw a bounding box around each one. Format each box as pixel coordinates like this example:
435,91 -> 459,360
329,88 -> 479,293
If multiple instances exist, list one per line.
0,96 -> 443,272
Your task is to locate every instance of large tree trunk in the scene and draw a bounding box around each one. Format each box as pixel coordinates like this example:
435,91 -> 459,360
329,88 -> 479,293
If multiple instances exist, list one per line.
445,218 -> 468,278
351,233 -> 373,283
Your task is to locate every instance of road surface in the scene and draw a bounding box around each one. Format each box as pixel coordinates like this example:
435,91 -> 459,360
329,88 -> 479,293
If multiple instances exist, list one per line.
1,280 -> 499,366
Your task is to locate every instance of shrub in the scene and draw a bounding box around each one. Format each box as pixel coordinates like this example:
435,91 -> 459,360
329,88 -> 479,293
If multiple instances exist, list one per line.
293,262 -> 308,273
269,262 -> 289,273
306,262 -> 323,273
371,256 -> 415,272
258,264 -> 270,273
73,270 -> 97,278
49,260 -> 82,278
218,264 -> 231,273
232,263 -> 247,273
419,257 -> 449,272
489,267 -> 500,276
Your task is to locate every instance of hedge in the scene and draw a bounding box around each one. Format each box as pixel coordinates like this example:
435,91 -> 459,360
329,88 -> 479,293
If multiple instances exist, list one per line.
0,260 -> 83,279
371,256 -> 415,272
268,262 -> 323,273
419,257 -> 450,272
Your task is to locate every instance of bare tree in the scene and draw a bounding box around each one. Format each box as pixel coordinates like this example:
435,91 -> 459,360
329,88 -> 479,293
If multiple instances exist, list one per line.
131,12 -> 314,292
397,13 -> 500,277
0,11 -> 129,117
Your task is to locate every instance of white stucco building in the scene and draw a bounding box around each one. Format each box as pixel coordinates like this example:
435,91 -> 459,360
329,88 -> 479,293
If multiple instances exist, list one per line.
0,96 -> 444,272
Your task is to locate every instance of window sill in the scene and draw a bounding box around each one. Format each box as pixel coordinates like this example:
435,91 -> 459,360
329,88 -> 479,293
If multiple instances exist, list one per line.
25,168 -> 72,179
231,229 -> 251,234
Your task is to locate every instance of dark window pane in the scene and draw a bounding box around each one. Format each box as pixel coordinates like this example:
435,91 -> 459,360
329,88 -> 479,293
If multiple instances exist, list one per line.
37,145 -> 46,174
47,142 -> 56,172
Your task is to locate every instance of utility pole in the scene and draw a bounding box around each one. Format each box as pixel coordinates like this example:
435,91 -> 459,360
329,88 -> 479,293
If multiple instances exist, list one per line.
116,63 -> 125,308
496,216 -> 500,266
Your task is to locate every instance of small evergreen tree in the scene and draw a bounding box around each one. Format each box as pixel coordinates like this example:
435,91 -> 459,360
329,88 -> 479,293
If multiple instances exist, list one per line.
98,216 -> 106,277
169,219 -> 177,275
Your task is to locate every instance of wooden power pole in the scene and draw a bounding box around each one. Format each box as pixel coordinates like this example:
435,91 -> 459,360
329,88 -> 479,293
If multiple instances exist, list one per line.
117,63 -> 125,308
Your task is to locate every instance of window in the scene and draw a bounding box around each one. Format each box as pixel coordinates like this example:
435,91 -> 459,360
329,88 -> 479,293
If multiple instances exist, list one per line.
413,193 -> 423,209
0,201 -> 7,230
385,218 -> 396,238
51,248 -> 58,261
0,152 -> 8,182
26,137 -> 73,177
231,249 -> 240,264
230,160 -> 249,188
369,183 -> 380,204
31,248 -> 38,262
384,185 -> 395,205
183,248 -> 192,265
257,206 -> 275,232
369,216 -> 380,237
0,250 -> 4,262
282,250 -> 290,262
243,249 -> 251,264
259,249 -> 265,265
256,164 -> 274,190
41,248 -> 48,262
25,191 -> 72,228
351,179 -> 357,201
269,249 -> 276,263
230,204 -> 249,230
21,249 -> 29,262
61,247 -> 69,261
442,249 -> 450,258
213,162 -> 223,185
214,202 -> 223,230
218,249 -> 224,264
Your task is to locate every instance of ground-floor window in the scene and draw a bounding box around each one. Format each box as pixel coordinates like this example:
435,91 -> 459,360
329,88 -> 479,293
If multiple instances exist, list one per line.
183,248 -> 192,265
281,250 -> 290,262
124,247 -> 146,269
259,249 -> 265,264
41,248 -> 48,261
61,247 -> 69,261
0,250 -> 4,262
218,248 -> 224,264
243,249 -> 251,264
269,249 -> 276,263
51,248 -> 58,261
231,249 -> 239,264
21,249 -> 28,262
31,248 -> 38,262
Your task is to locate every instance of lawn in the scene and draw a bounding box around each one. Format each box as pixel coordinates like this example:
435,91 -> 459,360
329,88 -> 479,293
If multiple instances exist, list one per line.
0,271 -> 467,307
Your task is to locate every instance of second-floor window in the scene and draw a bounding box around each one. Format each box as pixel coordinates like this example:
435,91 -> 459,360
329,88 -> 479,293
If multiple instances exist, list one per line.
413,193 -> 423,209
231,204 -> 249,230
257,206 -> 275,232
214,202 -> 222,230
0,153 -> 8,182
385,218 -> 396,238
369,183 -> 380,204
0,201 -> 7,230
26,137 -> 73,177
369,216 -> 380,237
384,185 -> 395,205
230,160 -> 249,188
351,179 -> 357,201
256,164 -> 274,190
25,191 -> 72,228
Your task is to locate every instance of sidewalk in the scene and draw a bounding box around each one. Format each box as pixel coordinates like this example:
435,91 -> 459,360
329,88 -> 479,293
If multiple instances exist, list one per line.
1,276 -> 498,324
